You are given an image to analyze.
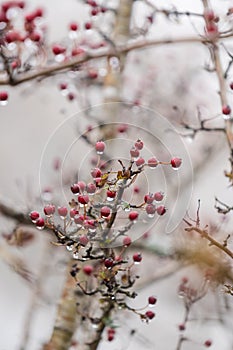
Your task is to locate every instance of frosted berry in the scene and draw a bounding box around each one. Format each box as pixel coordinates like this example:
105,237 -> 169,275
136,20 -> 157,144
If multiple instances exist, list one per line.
148,157 -> 158,168
156,205 -> 166,216
123,236 -> 132,246
77,181 -> 86,192
58,206 -> 68,218
95,141 -> 105,155
79,235 -> 89,246
106,190 -> 116,201
100,206 -> 111,218
104,258 -> 114,268
70,209 -> 79,219
135,139 -> 144,150
145,310 -> 155,320
78,195 -> 89,205
44,204 -> 55,217
148,296 -> 157,305
222,105 -> 231,115
170,157 -> 182,169
144,193 -> 154,204
154,191 -> 164,202
130,147 -> 140,159
71,183 -> 80,194
128,211 -> 138,221
136,157 -> 145,167
91,168 -> 102,178
146,204 -> 156,217
74,214 -> 84,226
133,252 -> 142,263
36,217 -> 45,230
204,9 -> 215,22
86,183 -> 96,194
83,265 -> 93,275
30,211 -> 40,223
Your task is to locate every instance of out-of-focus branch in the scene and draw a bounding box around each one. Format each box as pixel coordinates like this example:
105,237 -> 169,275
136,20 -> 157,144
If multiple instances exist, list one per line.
184,223 -> 233,260
2,34 -> 233,87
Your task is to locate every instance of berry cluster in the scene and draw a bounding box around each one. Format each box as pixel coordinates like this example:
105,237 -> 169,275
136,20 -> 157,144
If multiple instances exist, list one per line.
29,140 -> 181,327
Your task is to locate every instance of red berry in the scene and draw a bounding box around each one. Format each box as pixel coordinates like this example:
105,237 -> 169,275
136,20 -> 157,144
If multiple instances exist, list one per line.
135,139 -> 144,150
91,8 -> 99,16
77,181 -> 86,192
35,8 -> 43,17
145,310 -> 155,319
52,45 -> 66,55
95,141 -> 105,154
74,214 -> 84,226
128,211 -> 138,221
91,168 -> 102,178
83,265 -> 93,275
36,217 -> 45,229
85,22 -> 92,30
222,105 -> 231,115
170,157 -> 182,169
100,206 -> 111,218
71,47 -> 85,56
59,82 -> 68,90
79,235 -> 89,246
144,193 -> 154,204
44,204 -> 55,217
0,91 -> 8,101
78,195 -> 89,205
146,204 -> 156,217
117,124 -> 128,133
58,206 -> 68,218
148,157 -> 158,168
133,252 -> 142,263
123,236 -> 132,246
30,32 -> 41,42
148,296 -> 157,305
69,22 -> 78,31
71,183 -> 80,194
130,147 -> 140,158
67,92 -> 75,101
206,22 -> 218,36
104,258 -> 114,268
204,340 -> 212,347
108,328 -> 116,335
108,334 -> 114,342
204,9 -> 215,22
156,205 -> 166,216
154,191 -> 164,202
70,209 -> 79,218
5,31 -> 21,43
106,190 -> 116,201
29,211 -> 40,222
230,82 -> 233,90
178,324 -> 186,331
86,183 -> 96,194
136,157 -> 145,167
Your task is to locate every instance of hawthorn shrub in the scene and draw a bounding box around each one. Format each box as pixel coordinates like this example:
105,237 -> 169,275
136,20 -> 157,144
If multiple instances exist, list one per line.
1,1 -> 233,350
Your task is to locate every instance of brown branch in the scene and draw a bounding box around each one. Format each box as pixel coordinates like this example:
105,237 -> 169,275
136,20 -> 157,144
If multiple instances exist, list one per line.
2,34 -> 233,87
43,259 -> 79,350
185,226 -> 233,259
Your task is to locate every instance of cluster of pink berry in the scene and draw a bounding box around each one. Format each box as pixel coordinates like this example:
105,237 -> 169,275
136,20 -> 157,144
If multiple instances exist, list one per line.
28,139 -> 181,326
